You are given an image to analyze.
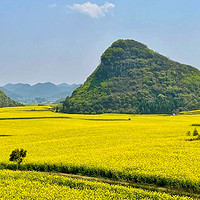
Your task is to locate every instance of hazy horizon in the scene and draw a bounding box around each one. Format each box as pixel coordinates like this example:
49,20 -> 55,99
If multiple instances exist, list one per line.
0,82 -> 81,87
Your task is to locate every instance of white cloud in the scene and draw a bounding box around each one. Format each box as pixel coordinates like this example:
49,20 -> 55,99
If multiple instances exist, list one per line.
69,2 -> 115,18
49,3 -> 57,8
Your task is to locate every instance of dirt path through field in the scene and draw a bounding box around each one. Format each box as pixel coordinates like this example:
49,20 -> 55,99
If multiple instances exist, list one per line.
42,171 -> 200,199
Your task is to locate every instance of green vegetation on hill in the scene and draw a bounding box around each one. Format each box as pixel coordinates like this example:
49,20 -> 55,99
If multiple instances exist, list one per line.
0,90 -> 22,108
61,39 -> 200,114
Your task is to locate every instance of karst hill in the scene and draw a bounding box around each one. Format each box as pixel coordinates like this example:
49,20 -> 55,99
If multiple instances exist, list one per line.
61,39 -> 200,114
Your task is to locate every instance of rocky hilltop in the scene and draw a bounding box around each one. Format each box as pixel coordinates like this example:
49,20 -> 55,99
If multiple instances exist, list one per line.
61,39 -> 200,114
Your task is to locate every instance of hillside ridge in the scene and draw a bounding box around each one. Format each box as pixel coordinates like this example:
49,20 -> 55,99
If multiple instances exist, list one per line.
61,39 -> 200,114
2,82 -> 80,104
0,89 -> 22,108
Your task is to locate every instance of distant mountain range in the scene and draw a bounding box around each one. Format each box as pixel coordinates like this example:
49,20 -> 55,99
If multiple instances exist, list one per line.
0,82 -> 80,104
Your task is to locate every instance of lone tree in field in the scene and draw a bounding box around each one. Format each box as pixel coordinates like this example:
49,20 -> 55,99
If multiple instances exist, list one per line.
193,128 -> 199,136
9,148 -> 27,169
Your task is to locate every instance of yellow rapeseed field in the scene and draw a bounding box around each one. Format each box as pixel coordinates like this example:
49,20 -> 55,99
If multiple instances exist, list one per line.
0,106 -> 200,191
0,170 -> 192,200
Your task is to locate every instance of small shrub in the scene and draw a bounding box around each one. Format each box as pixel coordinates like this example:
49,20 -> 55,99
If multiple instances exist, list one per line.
193,128 -> 199,136
186,131 -> 191,136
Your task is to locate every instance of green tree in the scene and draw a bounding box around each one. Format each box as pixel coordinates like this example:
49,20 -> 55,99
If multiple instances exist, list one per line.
9,148 -> 27,169
193,128 -> 199,136
186,131 -> 191,136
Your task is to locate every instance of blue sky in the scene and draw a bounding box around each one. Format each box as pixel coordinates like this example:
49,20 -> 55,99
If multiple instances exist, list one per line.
0,0 -> 200,85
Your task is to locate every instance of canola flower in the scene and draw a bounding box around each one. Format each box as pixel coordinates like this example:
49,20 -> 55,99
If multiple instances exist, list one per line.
0,170 -> 194,199
0,106 -> 200,192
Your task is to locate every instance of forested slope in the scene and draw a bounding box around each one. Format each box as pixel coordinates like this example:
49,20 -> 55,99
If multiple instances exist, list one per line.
62,39 -> 200,114
0,90 -> 22,107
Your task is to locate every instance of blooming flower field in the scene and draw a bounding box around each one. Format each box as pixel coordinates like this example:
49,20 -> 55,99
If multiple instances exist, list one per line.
0,170 -> 193,199
0,106 -> 200,196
